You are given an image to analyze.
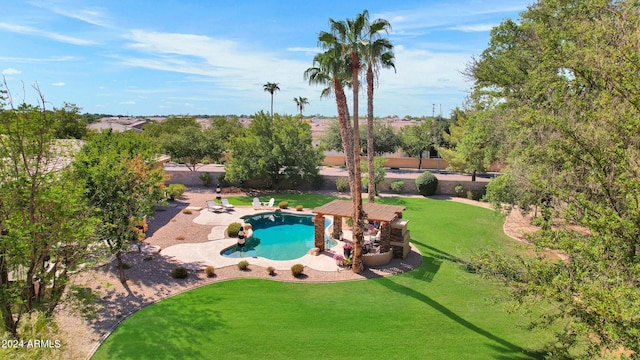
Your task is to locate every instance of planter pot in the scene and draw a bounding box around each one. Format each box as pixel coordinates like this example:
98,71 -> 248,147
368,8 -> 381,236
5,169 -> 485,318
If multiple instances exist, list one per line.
335,259 -> 342,266
343,249 -> 352,258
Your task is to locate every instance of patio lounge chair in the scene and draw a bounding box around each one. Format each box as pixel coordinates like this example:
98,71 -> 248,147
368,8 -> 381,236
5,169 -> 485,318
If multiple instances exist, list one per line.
206,200 -> 224,213
262,198 -> 275,208
221,198 -> 235,210
252,197 -> 262,210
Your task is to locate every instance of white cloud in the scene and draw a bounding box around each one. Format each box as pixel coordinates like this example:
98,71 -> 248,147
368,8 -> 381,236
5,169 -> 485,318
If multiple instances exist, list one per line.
0,22 -> 96,45
450,23 -> 496,32
119,101 -> 136,105
2,68 -> 22,75
52,82 -> 65,87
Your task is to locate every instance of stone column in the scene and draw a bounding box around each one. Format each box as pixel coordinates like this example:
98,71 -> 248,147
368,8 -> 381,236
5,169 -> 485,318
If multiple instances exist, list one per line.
332,216 -> 343,240
314,214 -> 325,252
379,220 -> 392,253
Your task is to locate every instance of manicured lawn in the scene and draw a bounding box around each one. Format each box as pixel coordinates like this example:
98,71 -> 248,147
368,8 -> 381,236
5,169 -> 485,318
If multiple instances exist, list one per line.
225,193 -> 340,209
93,197 -> 553,359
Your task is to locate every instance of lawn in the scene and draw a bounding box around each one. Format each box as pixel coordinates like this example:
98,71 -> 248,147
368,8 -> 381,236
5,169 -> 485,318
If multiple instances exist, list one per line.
93,196 -> 553,359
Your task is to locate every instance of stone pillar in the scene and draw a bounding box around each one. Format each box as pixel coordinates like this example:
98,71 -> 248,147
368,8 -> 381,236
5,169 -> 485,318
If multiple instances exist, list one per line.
332,216 -> 342,240
379,221 -> 392,253
314,214 -> 325,252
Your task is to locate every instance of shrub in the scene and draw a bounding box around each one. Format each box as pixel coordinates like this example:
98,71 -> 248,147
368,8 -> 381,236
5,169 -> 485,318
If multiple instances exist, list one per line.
204,266 -> 215,277
274,208 -> 282,213
278,201 -> 288,209
291,264 -> 305,277
454,184 -> 465,197
361,175 -> 369,192
165,183 -> 186,200
416,171 -> 438,196
390,180 -> 405,193
237,260 -> 249,271
295,204 -> 304,211
266,266 -> 276,276
198,172 -> 212,187
181,208 -> 192,214
217,173 -> 230,187
227,222 -> 242,237
467,189 -> 484,201
171,266 -> 188,279
336,178 -> 349,192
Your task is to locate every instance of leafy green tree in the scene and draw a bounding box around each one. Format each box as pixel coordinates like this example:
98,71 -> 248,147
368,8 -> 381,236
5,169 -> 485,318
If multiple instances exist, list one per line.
0,84 -> 96,338
361,157 -> 386,196
293,96 -> 309,116
224,112 -> 323,188
162,126 -> 223,171
467,0 -> 640,356
399,121 -> 431,169
263,82 -> 280,118
142,116 -> 200,138
52,102 -> 88,139
74,130 -> 165,283
322,120 -> 399,156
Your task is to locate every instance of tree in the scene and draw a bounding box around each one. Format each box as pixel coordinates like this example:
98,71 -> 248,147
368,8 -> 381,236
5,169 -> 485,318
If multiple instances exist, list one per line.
316,11 -> 369,272
363,13 -> 395,203
0,83 -> 96,338
466,0 -> 640,356
263,82 -> 280,118
399,121 -> 431,169
74,130 -> 165,283
361,157 -> 386,196
142,116 -> 200,138
162,126 -> 223,171
224,111 -> 323,188
293,96 -> 309,116
321,119 -> 399,156
52,102 -> 88,139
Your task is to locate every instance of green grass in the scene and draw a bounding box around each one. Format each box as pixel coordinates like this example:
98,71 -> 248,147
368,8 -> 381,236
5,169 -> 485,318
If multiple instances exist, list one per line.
227,193 -> 339,209
93,196 -> 553,360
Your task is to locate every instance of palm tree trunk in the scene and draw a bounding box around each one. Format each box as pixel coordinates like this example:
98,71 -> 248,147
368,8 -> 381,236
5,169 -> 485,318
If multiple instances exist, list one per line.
366,64 -> 376,203
270,94 -> 274,118
350,51 -> 365,274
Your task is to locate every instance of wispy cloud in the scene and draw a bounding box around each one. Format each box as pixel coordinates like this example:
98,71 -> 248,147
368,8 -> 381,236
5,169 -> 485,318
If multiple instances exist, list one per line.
2,68 -> 22,75
450,23 -> 496,32
29,1 -> 113,27
0,22 -> 96,45
120,100 -> 136,105
52,82 -> 65,87
0,56 -> 79,63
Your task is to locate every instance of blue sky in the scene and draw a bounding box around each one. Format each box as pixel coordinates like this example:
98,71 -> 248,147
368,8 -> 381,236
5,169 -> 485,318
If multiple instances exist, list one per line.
1,0 -> 530,117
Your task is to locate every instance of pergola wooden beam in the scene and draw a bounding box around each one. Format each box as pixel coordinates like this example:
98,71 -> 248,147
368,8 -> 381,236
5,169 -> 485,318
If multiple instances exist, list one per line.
313,199 -> 405,222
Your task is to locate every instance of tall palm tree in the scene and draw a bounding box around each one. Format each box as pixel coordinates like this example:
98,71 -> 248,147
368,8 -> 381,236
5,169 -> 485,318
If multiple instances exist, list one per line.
318,11 -> 368,273
293,96 -> 309,117
363,15 -> 395,203
263,82 -> 280,118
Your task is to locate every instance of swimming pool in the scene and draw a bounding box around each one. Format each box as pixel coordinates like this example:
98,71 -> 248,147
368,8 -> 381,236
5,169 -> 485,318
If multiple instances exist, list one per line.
221,212 -> 336,261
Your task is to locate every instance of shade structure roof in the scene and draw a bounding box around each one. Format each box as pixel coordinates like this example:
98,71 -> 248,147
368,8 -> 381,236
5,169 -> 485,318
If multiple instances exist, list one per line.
313,199 -> 405,222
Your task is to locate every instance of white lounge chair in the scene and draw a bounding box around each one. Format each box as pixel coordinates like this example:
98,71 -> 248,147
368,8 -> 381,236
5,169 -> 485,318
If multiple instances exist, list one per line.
252,197 -> 262,210
262,198 -> 275,208
206,200 -> 223,213
221,198 -> 235,210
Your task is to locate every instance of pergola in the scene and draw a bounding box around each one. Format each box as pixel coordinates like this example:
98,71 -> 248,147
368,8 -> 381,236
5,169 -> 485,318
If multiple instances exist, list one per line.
312,199 -> 406,253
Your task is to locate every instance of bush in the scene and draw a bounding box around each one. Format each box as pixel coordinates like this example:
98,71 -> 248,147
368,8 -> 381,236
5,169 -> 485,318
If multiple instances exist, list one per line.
390,180 -> 405,193
278,201 -> 289,209
454,184 -> 465,197
336,178 -> 349,192
198,172 -> 212,187
217,173 -> 230,187
171,266 -> 188,279
227,222 -> 242,237
165,183 -> 186,200
204,266 -> 215,277
266,266 -> 276,276
361,175 -> 369,192
295,204 -> 304,211
237,260 -> 249,271
467,189 -> 484,201
416,172 -> 438,196
291,264 -> 305,277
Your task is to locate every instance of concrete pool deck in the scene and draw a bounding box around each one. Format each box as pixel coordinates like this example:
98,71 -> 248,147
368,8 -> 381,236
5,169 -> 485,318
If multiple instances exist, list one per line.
160,206 -> 351,272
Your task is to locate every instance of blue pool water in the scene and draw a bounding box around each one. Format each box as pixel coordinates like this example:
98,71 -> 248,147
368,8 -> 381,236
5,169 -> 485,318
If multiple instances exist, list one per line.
221,212 -> 335,261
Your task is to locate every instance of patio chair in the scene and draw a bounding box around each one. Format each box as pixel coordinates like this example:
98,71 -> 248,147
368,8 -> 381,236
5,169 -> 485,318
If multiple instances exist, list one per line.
262,198 -> 275,208
221,198 -> 235,210
252,197 -> 262,210
206,200 -> 223,213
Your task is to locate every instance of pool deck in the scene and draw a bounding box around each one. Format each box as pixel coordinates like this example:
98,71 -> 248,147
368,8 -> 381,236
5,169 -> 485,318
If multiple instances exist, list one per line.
160,206 -> 349,272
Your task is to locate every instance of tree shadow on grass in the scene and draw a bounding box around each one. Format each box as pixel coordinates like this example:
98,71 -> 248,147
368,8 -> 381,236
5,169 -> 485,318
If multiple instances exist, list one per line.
405,239 -> 467,282
374,275 -> 546,359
